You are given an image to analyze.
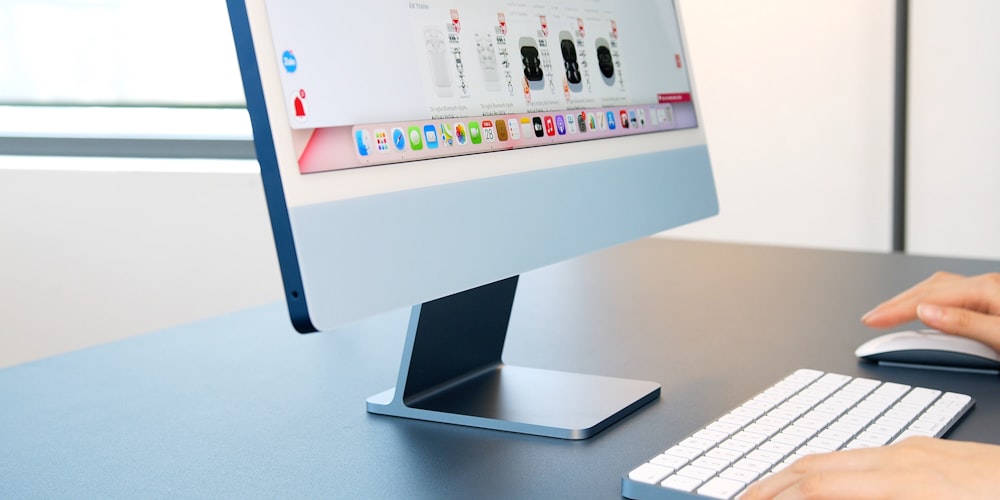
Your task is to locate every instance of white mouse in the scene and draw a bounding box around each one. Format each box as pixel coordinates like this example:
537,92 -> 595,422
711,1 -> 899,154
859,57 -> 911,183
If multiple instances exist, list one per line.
856,329 -> 1000,371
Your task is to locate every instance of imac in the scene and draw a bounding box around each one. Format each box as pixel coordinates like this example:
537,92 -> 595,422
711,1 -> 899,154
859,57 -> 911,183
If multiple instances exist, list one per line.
227,0 -> 718,439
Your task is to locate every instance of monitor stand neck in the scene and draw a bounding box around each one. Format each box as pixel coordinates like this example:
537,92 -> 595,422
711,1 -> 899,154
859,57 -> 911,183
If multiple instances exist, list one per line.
366,276 -> 660,440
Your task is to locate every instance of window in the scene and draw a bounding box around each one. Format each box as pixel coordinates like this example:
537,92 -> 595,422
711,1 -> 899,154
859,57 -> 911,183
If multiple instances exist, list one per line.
1,0 -> 243,105
0,0 -> 252,159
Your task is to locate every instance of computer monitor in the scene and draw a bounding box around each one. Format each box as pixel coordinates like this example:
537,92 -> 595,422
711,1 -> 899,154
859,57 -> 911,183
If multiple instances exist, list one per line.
227,0 -> 718,439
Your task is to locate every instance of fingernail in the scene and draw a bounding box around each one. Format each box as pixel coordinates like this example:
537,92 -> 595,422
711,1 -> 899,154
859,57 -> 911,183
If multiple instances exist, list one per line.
917,304 -> 943,323
861,308 -> 878,323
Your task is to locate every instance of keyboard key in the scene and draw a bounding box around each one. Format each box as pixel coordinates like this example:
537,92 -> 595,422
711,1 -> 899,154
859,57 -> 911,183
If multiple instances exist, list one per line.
660,474 -> 702,492
742,399 -> 777,412
730,431 -> 768,446
787,369 -> 824,383
867,423 -> 904,436
705,447 -> 743,463
941,392 -> 972,406
928,398 -> 970,414
817,428 -> 853,443
855,430 -> 893,445
753,392 -> 787,405
827,420 -> 864,435
793,416 -> 831,431
780,425 -> 816,438
719,413 -> 754,427
778,401 -> 811,414
845,438 -> 881,449
707,421 -> 742,435
746,449 -> 784,465
874,415 -> 909,429
901,387 -> 940,406
758,441 -> 796,456
692,456 -> 731,473
629,463 -> 673,484
884,406 -> 920,421
915,412 -> 953,425
766,408 -> 801,421
732,406 -> 766,419
893,430 -> 928,443
846,407 -> 880,420
694,428 -> 730,442
770,462 -> 790,474
856,398 -> 893,413
772,431 -> 810,447
908,419 -> 947,436
755,415 -> 788,428
733,458 -> 771,474
720,465 -> 760,483
650,453 -> 690,469
803,409 -> 838,424
838,414 -> 874,427
680,437 -> 717,452
807,436 -> 843,451
718,438 -> 757,454
665,444 -> 703,460
697,477 -> 747,499
677,465 -> 717,482
793,445 -> 830,458
744,422 -> 781,437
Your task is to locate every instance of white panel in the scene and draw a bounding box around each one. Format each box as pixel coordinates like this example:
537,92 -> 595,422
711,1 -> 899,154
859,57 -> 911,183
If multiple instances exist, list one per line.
0,160 -> 283,368
664,0 -> 895,252
908,0 -> 1000,260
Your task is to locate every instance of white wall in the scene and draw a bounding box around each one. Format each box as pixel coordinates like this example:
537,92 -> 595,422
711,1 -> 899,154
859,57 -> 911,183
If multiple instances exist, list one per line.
0,159 -> 283,368
666,0 -> 895,252
907,0 -> 1000,260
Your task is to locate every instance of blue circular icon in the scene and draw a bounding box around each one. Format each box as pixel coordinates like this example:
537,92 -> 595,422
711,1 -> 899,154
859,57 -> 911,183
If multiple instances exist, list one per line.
282,51 -> 298,73
392,128 -> 406,151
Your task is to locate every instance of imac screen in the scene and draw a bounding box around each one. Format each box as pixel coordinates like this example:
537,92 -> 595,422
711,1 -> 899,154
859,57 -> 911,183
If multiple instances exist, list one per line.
229,0 -> 717,335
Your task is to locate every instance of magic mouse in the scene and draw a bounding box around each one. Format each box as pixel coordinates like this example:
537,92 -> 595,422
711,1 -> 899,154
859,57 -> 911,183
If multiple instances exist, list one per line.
856,329 -> 1000,372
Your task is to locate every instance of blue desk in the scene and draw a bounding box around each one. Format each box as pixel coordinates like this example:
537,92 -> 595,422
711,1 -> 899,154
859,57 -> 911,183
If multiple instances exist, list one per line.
2,239 -> 998,498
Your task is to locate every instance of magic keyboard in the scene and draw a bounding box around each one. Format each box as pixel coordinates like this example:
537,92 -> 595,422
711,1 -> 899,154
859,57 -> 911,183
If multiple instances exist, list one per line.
621,369 -> 975,499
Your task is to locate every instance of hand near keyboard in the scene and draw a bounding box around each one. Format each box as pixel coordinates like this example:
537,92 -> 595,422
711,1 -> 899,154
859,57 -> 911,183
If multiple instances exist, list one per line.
739,436 -> 1000,500
738,274 -> 1000,499
861,272 -> 1000,353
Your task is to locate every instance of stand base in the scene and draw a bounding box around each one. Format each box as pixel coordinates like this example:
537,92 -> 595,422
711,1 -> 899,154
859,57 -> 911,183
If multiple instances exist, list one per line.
367,364 -> 659,440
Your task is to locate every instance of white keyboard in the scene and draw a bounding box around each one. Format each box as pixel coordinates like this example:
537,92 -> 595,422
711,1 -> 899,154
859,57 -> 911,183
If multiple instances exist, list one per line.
621,369 -> 975,500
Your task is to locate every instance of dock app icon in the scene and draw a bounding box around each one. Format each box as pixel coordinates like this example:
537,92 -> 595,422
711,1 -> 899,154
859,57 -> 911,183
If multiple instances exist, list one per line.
408,125 -> 424,150
468,121 -> 483,144
423,124 -> 439,149
355,129 -> 372,156
392,128 -> 407,151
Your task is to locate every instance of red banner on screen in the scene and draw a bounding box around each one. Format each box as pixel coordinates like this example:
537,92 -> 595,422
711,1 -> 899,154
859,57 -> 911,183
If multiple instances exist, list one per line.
657,93 -> 691,103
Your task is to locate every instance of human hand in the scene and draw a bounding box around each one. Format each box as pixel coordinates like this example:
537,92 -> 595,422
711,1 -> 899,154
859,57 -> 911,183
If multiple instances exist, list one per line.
739,436 -> 1000,499
861,272 -> 1000,353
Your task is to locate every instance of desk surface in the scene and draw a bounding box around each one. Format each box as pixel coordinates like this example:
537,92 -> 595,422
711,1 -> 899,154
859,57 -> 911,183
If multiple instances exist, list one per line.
2,239 -> 998,499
